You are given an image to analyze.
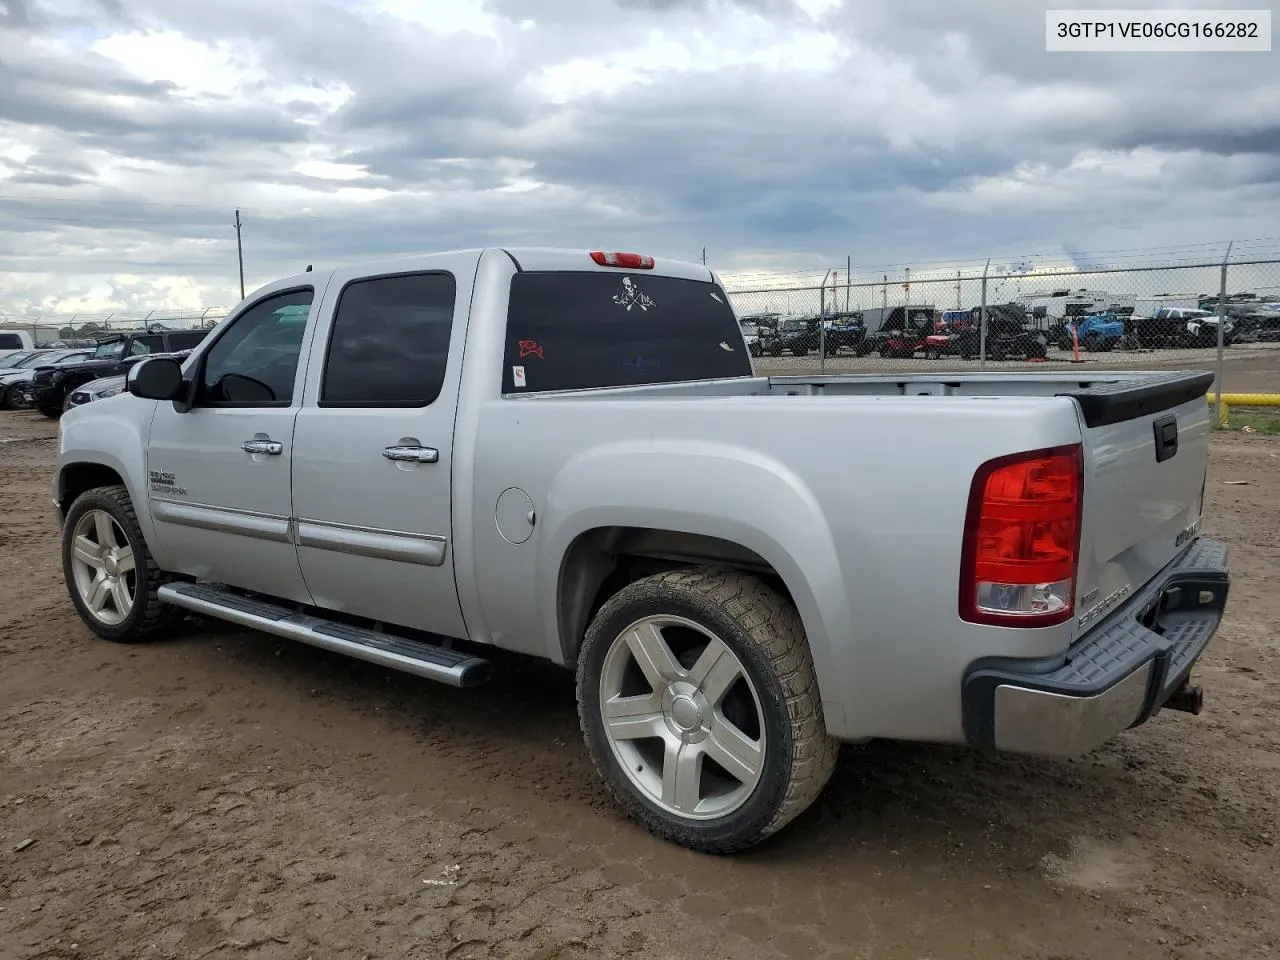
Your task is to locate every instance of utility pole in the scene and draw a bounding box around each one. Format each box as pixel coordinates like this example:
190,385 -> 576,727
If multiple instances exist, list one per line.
234,209 -> 245,300
701,247 -> 706,266
846,254 -> 851,312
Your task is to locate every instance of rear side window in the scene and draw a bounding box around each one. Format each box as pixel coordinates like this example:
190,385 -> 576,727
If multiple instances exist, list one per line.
128,335 -> 164,356
0,333 -> 22,349
166,331 -> 208,351
502,271 -> 751,393
321,272 -> 456,407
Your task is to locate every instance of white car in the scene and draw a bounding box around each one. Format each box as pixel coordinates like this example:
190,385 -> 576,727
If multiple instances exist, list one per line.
64,374 -> 127,409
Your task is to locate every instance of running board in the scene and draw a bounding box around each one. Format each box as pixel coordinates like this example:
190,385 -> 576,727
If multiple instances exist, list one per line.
157,582 -> 492,688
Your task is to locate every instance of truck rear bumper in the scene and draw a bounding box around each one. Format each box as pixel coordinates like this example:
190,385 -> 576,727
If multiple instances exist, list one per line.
961,538 -> 1229,757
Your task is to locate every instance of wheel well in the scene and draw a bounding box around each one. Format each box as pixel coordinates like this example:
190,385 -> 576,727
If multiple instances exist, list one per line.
557,526 -> 793,664
58,463 -> 126,516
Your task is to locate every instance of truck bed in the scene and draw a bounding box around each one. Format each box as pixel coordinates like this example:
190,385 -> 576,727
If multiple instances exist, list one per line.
474,368 -> 1214,743
512,369 -> 1213,416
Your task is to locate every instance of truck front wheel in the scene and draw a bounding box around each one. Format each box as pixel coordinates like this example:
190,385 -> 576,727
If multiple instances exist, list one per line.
61,485 -> 183,642
576,569 -> 838,853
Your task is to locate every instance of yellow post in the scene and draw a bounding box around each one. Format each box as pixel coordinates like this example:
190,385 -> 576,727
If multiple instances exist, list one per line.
1206,392 -> 1280,427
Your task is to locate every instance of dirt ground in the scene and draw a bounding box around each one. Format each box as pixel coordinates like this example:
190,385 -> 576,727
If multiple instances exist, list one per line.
3,362 -> 1279,960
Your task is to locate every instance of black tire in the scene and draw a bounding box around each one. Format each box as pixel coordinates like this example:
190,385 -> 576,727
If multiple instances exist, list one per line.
38,402 -> 63,418
790,346 -> 806,357
769,345 -> 783,357
924,347 -> 940,360
61,485 -> 183,642
1082,333 -> 1102,353
576,569 -> 838,854
0,382 -> 20,410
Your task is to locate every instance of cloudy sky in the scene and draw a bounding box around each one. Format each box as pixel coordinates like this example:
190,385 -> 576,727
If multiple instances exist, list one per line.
1,0 -> 1277,317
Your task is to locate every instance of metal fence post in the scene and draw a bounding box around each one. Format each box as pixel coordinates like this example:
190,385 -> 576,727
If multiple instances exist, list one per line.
819,281 -> 826,375
1214,242 -> 1233,428
979,259 -> 990,369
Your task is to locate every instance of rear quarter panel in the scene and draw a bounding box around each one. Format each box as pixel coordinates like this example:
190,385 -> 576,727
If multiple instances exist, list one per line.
465,394 -> 1085,743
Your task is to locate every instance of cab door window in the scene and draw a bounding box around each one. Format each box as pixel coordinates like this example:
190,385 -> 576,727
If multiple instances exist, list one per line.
197,289 -> 314,406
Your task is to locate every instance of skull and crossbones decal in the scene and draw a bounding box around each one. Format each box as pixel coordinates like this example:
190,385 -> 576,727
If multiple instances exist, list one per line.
612,276 -> 656,312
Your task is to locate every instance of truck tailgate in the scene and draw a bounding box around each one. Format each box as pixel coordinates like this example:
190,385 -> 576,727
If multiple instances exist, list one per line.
1064,372 -> 1213,632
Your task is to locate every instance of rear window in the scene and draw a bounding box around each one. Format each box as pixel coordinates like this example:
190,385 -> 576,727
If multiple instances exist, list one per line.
502,271 -> 751,393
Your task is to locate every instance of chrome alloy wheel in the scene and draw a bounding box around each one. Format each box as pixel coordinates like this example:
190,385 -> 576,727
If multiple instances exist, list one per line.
69,509 -> 136,626
599,615 -> 766,820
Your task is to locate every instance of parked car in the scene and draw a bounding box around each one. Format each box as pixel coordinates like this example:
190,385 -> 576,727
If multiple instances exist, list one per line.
55,247 -> 1228,853
29,329 -> 209,417
63,351 -> 193,410
738,313 -> 781,358
924,305 -> 1046,361
0,349 -> 55,373
1057,313 -> 1126,352
857,308 -> 937,358
0,349 -> 96,409
1156,308 -> 1234,348
769,316 -> 821,356
0,329 -> 36,362
819,312 -> 867,356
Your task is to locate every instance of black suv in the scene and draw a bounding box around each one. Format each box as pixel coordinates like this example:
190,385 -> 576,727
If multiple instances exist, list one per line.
30,329 -> 209,417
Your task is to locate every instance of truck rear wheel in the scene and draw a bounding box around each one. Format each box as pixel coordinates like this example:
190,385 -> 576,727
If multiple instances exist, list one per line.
576,569 -> 838,853
61,485 -> 183,642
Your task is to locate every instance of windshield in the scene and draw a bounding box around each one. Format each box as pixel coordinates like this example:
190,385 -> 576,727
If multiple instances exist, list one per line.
7,352 -> 48,368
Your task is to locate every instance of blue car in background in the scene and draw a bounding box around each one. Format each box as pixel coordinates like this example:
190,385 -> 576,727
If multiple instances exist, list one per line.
1059,313 -> 1126,352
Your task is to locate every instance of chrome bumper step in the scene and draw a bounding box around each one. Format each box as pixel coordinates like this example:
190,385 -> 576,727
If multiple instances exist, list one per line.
157,582 -> 492,688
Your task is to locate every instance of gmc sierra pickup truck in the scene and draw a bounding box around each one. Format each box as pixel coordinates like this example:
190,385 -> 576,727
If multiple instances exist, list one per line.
54,247 -> 1229,853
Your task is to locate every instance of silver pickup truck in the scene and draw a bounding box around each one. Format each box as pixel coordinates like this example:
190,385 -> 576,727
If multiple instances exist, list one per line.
54,248 -> 1229,853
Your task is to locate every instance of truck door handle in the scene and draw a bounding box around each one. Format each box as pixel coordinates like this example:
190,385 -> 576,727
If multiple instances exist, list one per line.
382,444 -> 439,464
241,439 -> 283,456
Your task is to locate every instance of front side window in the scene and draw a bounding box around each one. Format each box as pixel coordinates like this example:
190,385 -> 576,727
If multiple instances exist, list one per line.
320,272 -> 456,407
199,289 -> 313,405
502,271 -> 751,393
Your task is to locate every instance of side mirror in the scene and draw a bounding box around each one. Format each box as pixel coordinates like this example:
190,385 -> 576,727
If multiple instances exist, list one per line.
128,357 -> 184,401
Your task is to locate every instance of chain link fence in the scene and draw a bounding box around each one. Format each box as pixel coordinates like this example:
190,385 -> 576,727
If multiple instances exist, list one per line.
5,255 -> 1279,409
0,309 -> 229,348
726,258 -> 1280,408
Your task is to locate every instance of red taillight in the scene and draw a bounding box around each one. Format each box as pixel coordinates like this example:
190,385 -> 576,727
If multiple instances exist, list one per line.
959,444 -> 1084,628
590,251 -> 655,269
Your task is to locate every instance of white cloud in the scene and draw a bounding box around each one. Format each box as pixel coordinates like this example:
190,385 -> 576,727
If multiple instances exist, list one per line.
91,30 -> 249,98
